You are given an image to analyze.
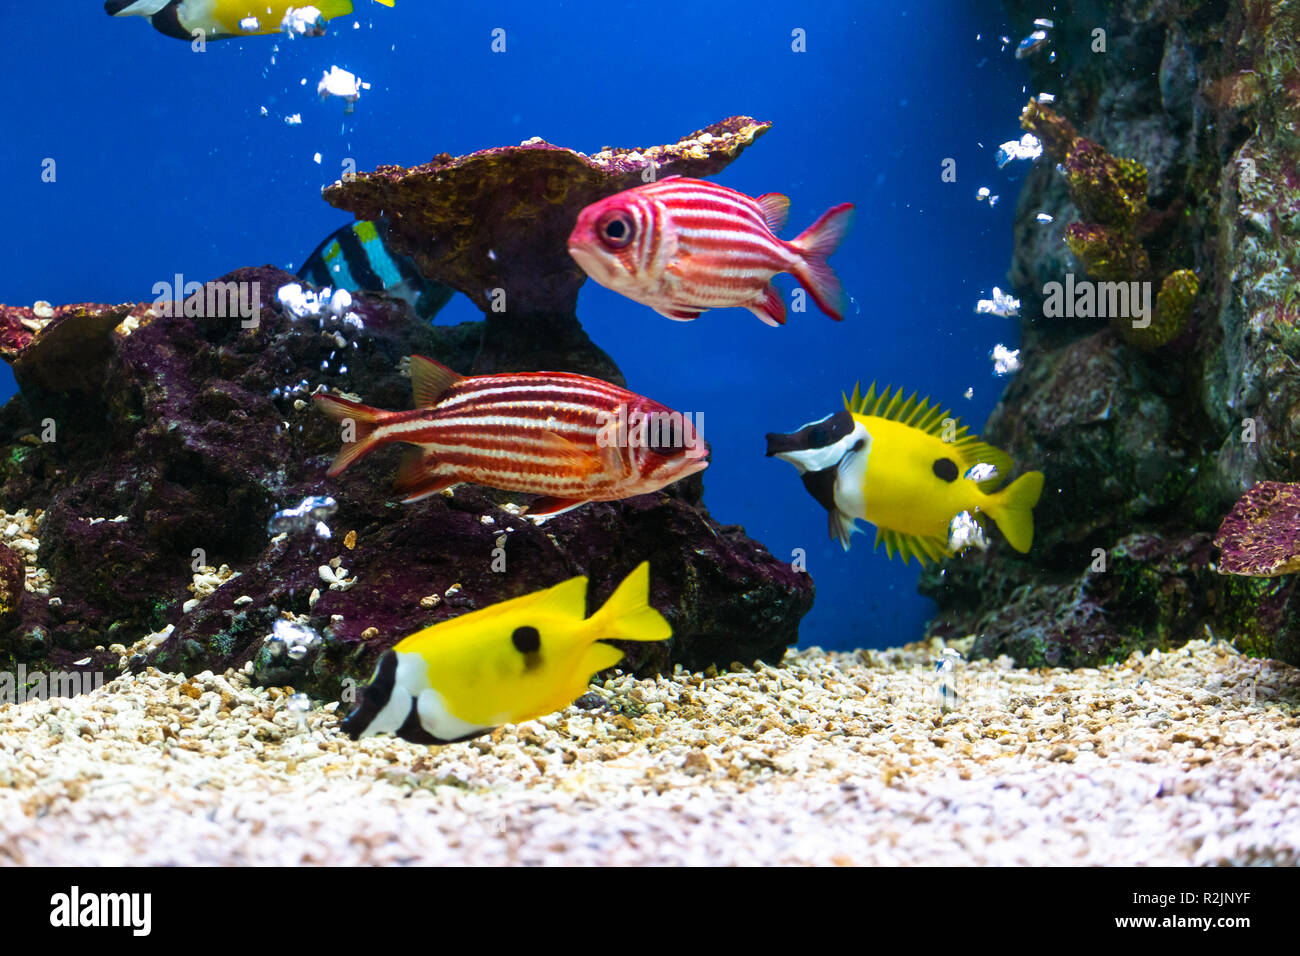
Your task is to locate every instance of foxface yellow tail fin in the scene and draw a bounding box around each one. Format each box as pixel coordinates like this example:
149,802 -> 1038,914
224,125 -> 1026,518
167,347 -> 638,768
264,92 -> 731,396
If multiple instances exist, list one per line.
589,562 -> 672,644
985,471 -> 1045,553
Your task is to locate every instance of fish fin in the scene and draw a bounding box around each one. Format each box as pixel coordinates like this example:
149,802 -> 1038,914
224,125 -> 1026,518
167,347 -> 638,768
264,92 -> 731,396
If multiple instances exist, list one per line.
526,496 -> 588,519
314,0 -> 359,16
845,383 -> 969,443
828,509 -> 859,550
588,561 -> 672,644
655,306 -> 703,321
577,641 -> 627,678
789,202 -> 855,321
393,448 -> 456,501
537,430 -> 602,476
950,437 -> 1014,491
372,0 -> 396,6
525,573 -> 590,619
596,439 -> 631,478
756,192 -> 791,232
749,284 -> 787,327
409,354 -> 463,407
874,527 -> 952,567
983,471 -> 1045,553
313,392 -> 384,476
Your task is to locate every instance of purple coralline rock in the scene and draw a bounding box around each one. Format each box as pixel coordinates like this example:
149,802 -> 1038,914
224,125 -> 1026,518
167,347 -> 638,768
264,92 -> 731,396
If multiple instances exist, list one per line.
1213,482 -> 1300,577
0,542 -> 23,631
0,301 -> 138,394
321,116 -> 771,383
0,266 -> 812,696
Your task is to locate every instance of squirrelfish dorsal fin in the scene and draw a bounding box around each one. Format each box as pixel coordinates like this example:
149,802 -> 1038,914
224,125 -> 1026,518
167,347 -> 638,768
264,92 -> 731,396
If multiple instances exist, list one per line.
756,192 -> 791,233
409,355 -> 463,407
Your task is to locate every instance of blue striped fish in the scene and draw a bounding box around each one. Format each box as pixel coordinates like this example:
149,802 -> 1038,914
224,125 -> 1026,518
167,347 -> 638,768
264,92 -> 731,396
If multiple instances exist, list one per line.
298,219 -> 452,320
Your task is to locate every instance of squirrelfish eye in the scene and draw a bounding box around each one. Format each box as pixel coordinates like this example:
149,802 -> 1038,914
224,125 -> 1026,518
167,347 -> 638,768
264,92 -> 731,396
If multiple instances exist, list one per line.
597,211 -> 635,249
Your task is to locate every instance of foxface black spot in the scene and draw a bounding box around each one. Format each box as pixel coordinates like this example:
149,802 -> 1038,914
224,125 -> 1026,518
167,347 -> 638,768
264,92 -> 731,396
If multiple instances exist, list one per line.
932,458 -> 959,482
512,625 -> 541,654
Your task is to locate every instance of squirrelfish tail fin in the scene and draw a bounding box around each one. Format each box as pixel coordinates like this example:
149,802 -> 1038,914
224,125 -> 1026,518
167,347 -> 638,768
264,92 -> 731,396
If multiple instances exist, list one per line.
789,203 -> 855,321
589,562 -> 672,644
313,392 -> 385,476
985,471 -> 1045,553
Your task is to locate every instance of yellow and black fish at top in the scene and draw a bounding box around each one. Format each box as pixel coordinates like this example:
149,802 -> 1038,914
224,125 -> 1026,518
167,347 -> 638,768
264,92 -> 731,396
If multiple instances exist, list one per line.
766,382 -> 1045,565
298,219 -> 453,321
106,1 -> 393,41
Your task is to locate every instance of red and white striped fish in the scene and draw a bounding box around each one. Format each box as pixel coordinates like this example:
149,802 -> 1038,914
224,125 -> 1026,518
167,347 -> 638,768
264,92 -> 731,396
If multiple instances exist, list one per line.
567,176 -> 855,327
314,356 -> 709,517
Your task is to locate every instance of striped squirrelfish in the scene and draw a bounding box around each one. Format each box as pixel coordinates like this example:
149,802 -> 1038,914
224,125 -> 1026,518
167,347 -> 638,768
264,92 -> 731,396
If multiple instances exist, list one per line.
567,176 -> 855,327
340,561 -> 671,744
314,356 -> 708,517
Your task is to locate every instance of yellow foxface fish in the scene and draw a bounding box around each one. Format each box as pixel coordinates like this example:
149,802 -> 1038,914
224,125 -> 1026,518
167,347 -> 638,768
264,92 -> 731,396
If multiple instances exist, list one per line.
765,383 -> 1045,564
105,1 -> 394,41
340,562 -> 671,744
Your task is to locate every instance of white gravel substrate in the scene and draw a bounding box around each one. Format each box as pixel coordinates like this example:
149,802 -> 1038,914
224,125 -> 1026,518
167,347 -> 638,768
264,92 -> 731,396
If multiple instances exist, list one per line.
0,639 -> 1296,865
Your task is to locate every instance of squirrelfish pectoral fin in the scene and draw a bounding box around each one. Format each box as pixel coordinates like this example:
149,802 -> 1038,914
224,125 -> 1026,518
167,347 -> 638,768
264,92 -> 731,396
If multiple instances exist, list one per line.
536,430 -> 601,476
656,307 -> 703,321
526,496 -> 588,518
409,354 -> 463,407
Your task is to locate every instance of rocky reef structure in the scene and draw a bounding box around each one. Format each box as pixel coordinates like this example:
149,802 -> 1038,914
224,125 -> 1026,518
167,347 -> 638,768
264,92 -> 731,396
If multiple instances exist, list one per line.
322,116 -> 771,385
0,119 -> 812,698
923,3 -> 1300,666
1019,98 -> 1198,349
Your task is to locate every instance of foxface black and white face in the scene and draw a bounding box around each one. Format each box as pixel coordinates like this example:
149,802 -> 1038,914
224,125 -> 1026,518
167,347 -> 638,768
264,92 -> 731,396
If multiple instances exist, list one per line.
764,410 -> 861,474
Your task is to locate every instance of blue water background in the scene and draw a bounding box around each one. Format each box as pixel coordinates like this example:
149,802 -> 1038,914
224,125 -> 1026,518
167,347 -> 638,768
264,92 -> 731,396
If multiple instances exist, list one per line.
4,1 -> 1031,650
